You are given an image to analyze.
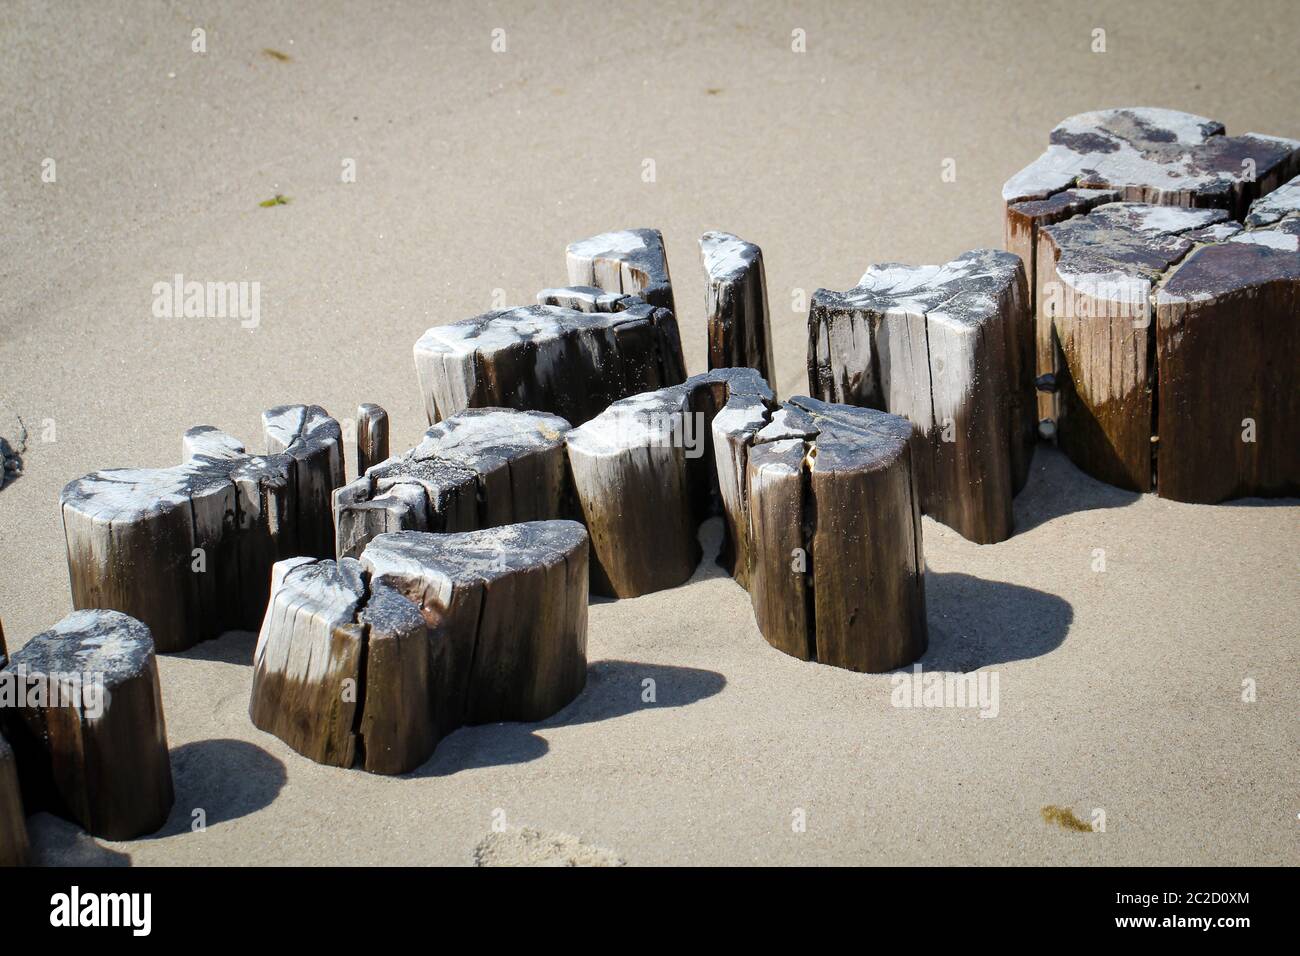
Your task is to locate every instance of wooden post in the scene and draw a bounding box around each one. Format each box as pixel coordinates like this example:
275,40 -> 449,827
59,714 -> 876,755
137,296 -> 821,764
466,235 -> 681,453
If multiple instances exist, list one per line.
414,303 -> 686,426
250,521 -> 588,774
1038,203 -> 1228,492
1155,205 -> 1300,502
700,231 -> 775,384
362,523 -> 588,728
334,407 -> 572,559
565,367 -> 775,597
0,730 -> 27,866
1003,108 -> 1300,431
0,610 -> 173,840
356,403 -> 390,474
60,406 -> 344,652
565,228 -> 676,315
806,249 -> 1031,543
249,557 -> 368,769
746,398 -> 927,672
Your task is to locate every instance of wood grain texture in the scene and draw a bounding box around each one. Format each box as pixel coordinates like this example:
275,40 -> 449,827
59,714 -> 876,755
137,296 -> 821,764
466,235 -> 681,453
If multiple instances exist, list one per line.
0,610 -> 173,840
1036,195 -> 1299,501
1003,108 -> 1300,428
746,398 -> 927,672
700,231 -> 774,384
414,303 -> 686,426
807,249 -> 1030,543
565,367 -> 775,597
251,521 -> 588,775
0,730 -> 27,866
565,228 -> 676,314
355,403 -> 390,475
334,407 -> 572,559
1154,213 -> 1300,502
60,405 -> 343,652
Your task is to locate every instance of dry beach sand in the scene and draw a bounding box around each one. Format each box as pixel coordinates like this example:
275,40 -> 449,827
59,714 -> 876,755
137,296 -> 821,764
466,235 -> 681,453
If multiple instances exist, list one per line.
0,0 -> 1296,865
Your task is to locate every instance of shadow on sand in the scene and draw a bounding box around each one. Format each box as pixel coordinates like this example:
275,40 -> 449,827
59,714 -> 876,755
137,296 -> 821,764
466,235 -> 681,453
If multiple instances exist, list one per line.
408,660 -> 725,778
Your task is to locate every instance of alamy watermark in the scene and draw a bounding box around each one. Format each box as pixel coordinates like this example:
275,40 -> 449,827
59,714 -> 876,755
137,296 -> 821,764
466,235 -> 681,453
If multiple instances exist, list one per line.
152,274 -> 260,329
890,664 -> 1000,718
0,666 -> 106,718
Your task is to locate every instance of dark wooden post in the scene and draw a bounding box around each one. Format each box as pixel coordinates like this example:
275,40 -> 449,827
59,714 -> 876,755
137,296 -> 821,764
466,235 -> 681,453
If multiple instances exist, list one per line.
807,249 -> 1031,543
334,407 -> 572,560
746,398 -> 928,672
1003,108 -> 1300,432
250,521 -> 589,775
0,730 -> 27,866
0,610 -> 173,840
700,231 -> 774,384
565,368 -> 775,597
356,403 -> 390,474
414,303 -> 685,426
565,228 -> 676,314
60,406 -> 344,652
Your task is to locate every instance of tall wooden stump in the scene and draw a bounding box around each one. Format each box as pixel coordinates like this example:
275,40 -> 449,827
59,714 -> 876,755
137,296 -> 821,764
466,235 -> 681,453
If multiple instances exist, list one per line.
565,368 -> 775,597
1003,107 -> 1300,429
0,731 -> 27,866
356,403 -> 390,474
1034,185 -> 1300,502
807,249 -> 1031,543
0,610 -> 173,840
61,405 -> 344,652
700,231 -> 774,384
414,303 -> 686,426
746,398 -> 927,672
334,407 -> 572,559
250,521 -> 588,775
1155,220 -> 1300,502
565,228 -> 676,315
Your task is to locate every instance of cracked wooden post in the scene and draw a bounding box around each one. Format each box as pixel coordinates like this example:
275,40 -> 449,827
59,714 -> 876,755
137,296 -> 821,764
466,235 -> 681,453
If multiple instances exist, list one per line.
334,407 -> 572,560
747,398 -> 927,672
356,403 -> 389,474
807,249 -> 1031,543
0,730 -> 26,866
0,610 -> 173,840
700,231 -> 774,384
250,521 -> 588,774
1156,186 -> 1300,502
60,405 -> 344,652
414,303 -> 685,426
565,228 -> 676,314
565,368 -> 775,597
1003,107 -> 1300,431
1035,187 -> 1299,501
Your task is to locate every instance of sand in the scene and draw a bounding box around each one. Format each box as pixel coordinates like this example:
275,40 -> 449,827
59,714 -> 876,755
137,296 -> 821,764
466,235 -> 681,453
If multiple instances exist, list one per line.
1,0 -> 1296,866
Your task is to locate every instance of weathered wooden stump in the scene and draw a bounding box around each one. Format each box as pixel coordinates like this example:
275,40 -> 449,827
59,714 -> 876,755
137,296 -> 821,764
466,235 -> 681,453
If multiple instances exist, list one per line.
0,730 -> 27,866
1155,198 -> 1300,502
565,367 -> 775,597
1035,188 -> 1299,501
0,610 -> 173,840
700,231 -> 775,384
565,228 -> 676,314
806,249 -> 1032,543
746,398 -> 927,672
250,521 -> 588,774
1004,107 -> 1300,427
355,403 -> 390,475
414,303 -> 686,426
334,407 -> 572,559
61,405 -> 344,651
